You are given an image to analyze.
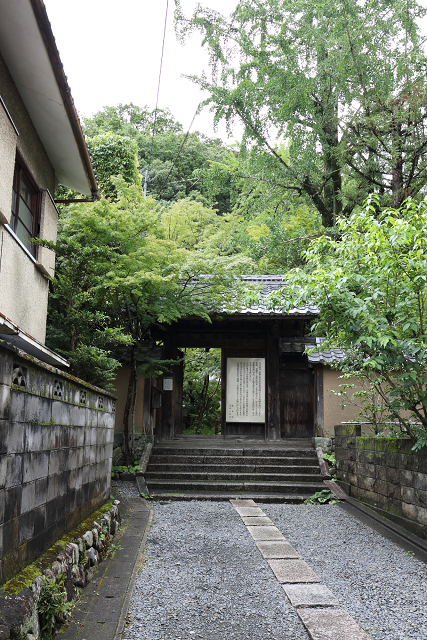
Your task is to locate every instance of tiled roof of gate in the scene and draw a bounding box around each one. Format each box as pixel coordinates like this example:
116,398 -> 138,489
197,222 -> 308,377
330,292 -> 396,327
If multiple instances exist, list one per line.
235,276 -> 319,317
281,338 -> 345,364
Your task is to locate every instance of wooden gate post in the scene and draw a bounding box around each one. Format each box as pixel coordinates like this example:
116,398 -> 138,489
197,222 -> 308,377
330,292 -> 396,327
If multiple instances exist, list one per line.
266,323 -> 280,440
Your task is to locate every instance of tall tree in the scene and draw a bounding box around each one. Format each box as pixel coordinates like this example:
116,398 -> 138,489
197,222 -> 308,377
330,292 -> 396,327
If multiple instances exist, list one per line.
175,0 -> 427,225
83,104 -> 233,212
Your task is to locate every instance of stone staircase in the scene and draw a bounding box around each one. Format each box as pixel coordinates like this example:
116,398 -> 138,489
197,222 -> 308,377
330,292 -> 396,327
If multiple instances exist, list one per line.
145,438 -> 325,502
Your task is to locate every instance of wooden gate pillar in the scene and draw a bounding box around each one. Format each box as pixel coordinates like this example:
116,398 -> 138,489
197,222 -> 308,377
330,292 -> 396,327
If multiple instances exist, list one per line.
266,323 -> 280,440
160,333 -> 183,441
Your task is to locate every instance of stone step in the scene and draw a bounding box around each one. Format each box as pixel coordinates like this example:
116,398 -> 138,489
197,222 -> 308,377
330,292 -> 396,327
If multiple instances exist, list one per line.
149,455 -> 318,466
145,471 -> 322,482
148,491 -> 311,503
152,447 -> 316,458
145,479 -> 325,494
147,463 -> 321,474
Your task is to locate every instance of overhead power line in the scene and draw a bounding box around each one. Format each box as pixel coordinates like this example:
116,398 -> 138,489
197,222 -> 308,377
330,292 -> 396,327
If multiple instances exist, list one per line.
144,0 -> 169,198
156,105 -> 200,198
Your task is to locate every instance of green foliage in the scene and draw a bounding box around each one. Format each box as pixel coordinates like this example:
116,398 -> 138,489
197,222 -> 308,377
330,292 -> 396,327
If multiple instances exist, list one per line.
322,452 -> 336,466
83,103 -> 183,137
182,349 -> 222,434
176,0 -> 427,224
304,489 -> 340,505
83,104 -> 232,211
274,195 -> 427,448
112,464 -> 140,476
87,133 -> 140,199
38,576 -> 74,640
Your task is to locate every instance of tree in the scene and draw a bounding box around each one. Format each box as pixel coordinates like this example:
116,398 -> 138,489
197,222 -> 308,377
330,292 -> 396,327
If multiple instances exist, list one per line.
87,133 -> 140,199
45,179 -> 253,462
272,195 -> 427,448
175,0 -> 427,225
182,348 -> 222,434
83,104 -> 233,211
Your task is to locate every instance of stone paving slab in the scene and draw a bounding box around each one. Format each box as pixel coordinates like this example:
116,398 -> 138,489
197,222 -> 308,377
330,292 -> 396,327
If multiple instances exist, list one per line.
297,608 -> 370,639
242,516 -> 273,525
247,525 -> 286,540
255,540 -> 300,559
234,506 -> 266,517
267,559 -> 321,583
61,497 -> 152,640
283,584 -> 340,607
229,499 -> 257,507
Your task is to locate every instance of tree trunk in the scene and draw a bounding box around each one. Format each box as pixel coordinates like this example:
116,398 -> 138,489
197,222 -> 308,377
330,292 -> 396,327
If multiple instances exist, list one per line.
392,115 -> 404,209
123,345 -> 137,465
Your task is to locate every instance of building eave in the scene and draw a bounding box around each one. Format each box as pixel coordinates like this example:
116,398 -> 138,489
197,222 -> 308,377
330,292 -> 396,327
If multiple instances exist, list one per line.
0,0 -> 98,196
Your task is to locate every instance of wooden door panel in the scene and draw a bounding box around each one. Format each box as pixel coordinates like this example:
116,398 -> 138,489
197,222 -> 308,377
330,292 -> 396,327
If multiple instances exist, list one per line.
280,368 -> 314,438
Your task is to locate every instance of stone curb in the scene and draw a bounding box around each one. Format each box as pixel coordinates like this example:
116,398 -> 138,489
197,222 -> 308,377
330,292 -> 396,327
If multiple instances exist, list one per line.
60,496 -> 153,640
113,500 -> 153,640
230,498 -> 371,640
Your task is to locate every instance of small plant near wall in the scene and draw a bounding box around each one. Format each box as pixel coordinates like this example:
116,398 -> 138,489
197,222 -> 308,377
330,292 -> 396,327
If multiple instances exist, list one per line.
111,464 -> 140,477
322,452 -> 336,466
38,576 -> 74,640
304,489 -> 340,505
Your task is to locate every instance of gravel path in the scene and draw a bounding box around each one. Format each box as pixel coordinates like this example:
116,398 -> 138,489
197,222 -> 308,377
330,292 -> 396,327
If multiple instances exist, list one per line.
123,501 -> 309,640
261,503 -> 427,640
112,479 -> 141,498
122,500 -> 427,640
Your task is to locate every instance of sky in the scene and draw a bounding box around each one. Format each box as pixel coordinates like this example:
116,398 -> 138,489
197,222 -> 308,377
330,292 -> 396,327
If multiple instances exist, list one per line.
44,1 -> 427,144
43,0 -> 241,142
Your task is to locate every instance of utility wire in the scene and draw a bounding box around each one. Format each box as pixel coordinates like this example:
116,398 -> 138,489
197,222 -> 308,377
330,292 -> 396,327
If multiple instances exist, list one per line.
144,0 -> 169,198
156,105 -> 200,198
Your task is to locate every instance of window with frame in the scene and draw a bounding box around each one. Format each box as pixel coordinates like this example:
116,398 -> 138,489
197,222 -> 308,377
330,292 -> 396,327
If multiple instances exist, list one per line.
10,160 -> 40,257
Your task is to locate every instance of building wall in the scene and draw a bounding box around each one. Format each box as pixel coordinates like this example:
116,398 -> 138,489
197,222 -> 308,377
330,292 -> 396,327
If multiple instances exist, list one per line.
113,367 -> 145,434
335,424 -> 427,541
0,342 -> 116,585
323,367 -> 363,437
0,52 -> 57,343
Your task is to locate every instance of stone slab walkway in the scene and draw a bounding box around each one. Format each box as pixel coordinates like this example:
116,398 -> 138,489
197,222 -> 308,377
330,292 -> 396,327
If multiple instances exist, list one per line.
61,496 -> 152,640
231,499 -> 369,639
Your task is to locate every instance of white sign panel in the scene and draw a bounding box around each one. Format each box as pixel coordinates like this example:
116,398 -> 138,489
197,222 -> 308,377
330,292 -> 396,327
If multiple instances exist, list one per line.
226,358 -> 265,423
163,377 -> 173,391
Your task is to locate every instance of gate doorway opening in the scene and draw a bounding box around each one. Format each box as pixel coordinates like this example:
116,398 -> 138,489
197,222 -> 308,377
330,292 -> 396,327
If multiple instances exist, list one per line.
182,348 -> 222,436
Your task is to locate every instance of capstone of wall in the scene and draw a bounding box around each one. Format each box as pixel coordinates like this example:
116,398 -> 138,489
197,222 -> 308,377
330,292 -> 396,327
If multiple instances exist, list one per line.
335,424 -> 427,540
0,341 -> 116,585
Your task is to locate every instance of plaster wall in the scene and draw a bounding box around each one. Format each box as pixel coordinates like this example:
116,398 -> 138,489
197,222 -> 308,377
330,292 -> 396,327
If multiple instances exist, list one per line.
113,367 -> 145,434
0,342 -> 116,585
0,96 -> 17,225
323,367 -> 362,438
0,52 -> 57,342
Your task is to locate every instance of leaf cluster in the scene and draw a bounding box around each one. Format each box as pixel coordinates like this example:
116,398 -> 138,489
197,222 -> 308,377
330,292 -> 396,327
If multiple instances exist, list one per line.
275,194 -> 427,446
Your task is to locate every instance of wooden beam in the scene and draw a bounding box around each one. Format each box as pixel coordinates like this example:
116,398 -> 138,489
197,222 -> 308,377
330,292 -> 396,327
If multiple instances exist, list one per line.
221,349 -> 227,438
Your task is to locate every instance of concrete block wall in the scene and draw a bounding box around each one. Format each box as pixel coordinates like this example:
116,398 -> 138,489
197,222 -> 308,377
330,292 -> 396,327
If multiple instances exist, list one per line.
0,342 -> 116,584
335,424 -> 427,540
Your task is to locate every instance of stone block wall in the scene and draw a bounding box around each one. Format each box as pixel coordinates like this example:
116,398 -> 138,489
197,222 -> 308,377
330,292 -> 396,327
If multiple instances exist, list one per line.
335,424 -> 427,540
0,341 -> 116,584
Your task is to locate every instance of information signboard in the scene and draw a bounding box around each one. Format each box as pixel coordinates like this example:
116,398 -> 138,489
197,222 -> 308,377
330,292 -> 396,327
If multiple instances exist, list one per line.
226,358 -> 265,423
